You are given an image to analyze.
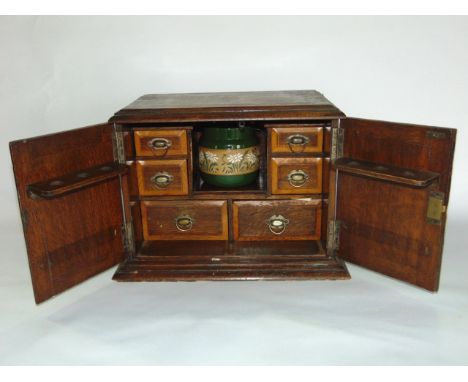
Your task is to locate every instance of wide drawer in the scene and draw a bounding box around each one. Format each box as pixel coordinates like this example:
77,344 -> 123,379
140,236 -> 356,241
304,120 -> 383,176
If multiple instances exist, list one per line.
270,157 -> 322,194
141,200 -> 229,240
232,199 -> 322,241
136,159 -> 188,196
269,125 -> 323,154
134,129 -> 188,157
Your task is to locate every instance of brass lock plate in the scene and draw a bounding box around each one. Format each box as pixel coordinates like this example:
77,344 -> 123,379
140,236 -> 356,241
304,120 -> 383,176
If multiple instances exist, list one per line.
427,191 -> 446,225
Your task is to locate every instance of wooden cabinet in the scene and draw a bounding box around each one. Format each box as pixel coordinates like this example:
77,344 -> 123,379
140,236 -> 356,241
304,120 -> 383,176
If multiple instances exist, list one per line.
9,90 -> 457,303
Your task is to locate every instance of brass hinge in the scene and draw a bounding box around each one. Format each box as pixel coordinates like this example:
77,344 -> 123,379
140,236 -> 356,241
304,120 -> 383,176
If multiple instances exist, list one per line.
427,191 -> 446,225
112,124 -> 126,164
327,220 -> 341,251
122,220 -> 136,253
426,130 -> 448,139
331,127 -> 344,160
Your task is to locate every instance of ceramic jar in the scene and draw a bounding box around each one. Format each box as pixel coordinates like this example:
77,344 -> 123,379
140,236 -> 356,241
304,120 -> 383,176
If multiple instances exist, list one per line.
198,123 -> 260,187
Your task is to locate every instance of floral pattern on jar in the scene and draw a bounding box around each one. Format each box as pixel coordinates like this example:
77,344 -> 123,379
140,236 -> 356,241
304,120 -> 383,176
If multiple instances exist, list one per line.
199,146 -> 260,176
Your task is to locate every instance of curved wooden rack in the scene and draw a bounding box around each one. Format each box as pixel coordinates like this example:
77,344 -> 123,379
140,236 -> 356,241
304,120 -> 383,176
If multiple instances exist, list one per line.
333,157 -> 439,188
27,162 -> 128,200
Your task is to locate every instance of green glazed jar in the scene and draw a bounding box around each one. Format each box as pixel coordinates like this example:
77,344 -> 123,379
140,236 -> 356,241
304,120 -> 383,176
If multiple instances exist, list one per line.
198,123 -> 260,187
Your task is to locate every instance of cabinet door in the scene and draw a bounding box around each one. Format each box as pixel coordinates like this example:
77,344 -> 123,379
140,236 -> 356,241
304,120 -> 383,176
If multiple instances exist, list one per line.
333,118 -> 456,291
10,123 -> 129,303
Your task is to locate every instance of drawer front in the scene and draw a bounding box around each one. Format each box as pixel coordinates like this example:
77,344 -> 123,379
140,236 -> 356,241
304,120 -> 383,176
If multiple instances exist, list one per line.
137,159 -> 188,196
134,129 -> 188,157
270,157 -> 322,194
141,200 -> 228,240
270,125 -> 323,154
233,199 -> 322,241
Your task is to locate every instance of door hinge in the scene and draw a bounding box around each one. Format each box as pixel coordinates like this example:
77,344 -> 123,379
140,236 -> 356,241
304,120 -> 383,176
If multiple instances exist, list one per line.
122,220 -> 136,253
427,191 -> 446,225
426,130 -> 448,139
331,126 -> 344,160
112,124 -> 126,164
327,220 -> 341,251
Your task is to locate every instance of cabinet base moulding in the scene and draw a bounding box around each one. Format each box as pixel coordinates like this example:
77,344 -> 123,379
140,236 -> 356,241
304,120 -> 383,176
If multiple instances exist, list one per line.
112,240 -> 350,282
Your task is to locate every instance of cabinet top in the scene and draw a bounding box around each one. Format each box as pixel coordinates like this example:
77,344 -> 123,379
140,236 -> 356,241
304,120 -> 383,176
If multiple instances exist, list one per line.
110,90 -> 345,123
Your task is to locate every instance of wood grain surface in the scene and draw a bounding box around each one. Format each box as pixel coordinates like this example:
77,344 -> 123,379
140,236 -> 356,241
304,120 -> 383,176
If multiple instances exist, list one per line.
232,199 -> 322,241
269,125 -> 324,154
111,90 -> 345,123
134,129 -> 189,157
141,200 -> 229,240
136,159 -> 189,196
270,157 -> 323,195
113,240 -> 350,281
10,123 -> 126,303
337,117 -> 457,291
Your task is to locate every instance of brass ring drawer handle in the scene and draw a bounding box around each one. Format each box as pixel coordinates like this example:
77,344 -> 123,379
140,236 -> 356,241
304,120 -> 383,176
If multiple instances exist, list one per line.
288,169 -> 309,187
287,134 -> 309,152
175,215 -> 194,231
148,137 -> 172,151
150,172 -> 174,189
266,214 -> 289,235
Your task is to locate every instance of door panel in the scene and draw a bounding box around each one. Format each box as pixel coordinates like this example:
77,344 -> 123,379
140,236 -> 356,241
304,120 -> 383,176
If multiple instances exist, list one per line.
336,118 -> 456,291
337,173 -> 443,290
10,123 -> 127,303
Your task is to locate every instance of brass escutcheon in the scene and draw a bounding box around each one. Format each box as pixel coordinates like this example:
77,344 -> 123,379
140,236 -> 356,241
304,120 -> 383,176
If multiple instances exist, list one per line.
266,214 -> 289,235
175,215 -> 194,231
287,134 -> 309,153
287,169 -> 309,187
151,172 -> 173,189
148,137 -> 172,152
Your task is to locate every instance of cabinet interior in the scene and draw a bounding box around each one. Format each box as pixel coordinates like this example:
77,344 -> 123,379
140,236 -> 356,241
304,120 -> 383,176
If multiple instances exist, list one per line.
115,119 -> 347,281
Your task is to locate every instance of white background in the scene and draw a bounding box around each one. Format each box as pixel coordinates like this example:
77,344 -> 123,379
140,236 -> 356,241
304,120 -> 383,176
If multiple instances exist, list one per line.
0,16 -> 467,365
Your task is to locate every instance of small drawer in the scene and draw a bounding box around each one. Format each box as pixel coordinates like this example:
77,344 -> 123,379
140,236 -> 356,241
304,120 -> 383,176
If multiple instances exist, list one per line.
136,159 -> 188,196
134,129 -> 188,157
233,199 -> 322,241
270,125 -> 323,154
141,200 -> 229,240
270,157 -> 322,194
